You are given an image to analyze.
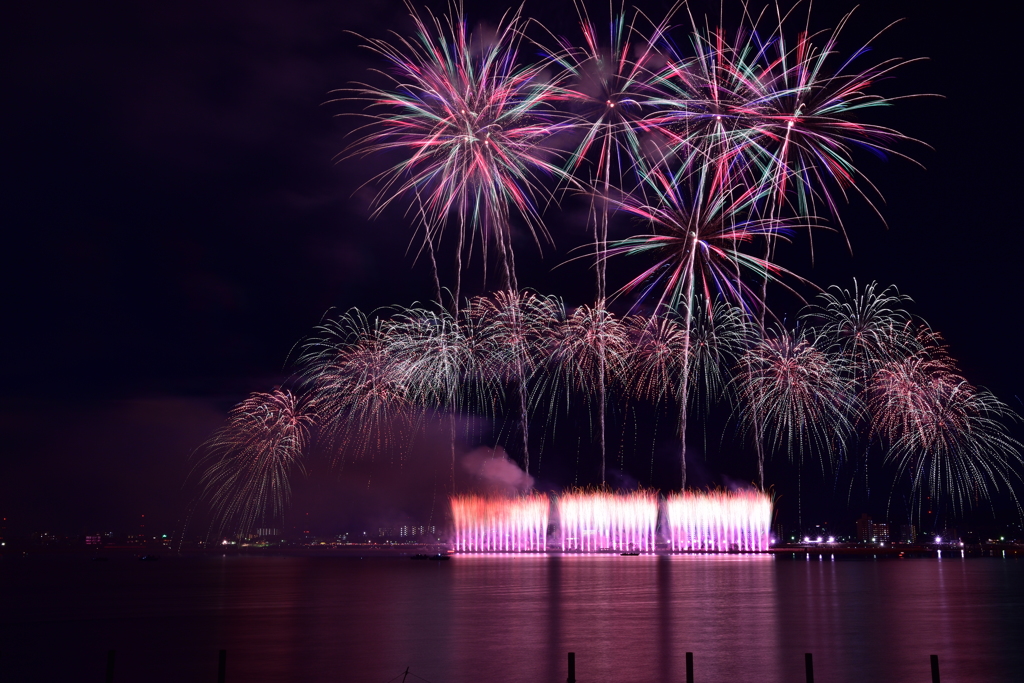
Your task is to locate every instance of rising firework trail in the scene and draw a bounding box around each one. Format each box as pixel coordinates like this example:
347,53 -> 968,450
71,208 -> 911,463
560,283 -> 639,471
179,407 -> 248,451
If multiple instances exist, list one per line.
606,160 -> 802,489
538,3 -> 683,484
623,301 -> 748,481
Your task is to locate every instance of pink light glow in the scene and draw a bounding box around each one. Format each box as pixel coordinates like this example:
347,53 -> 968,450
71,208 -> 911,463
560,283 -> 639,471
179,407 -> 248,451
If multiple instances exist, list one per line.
450,494 -> 549,552
665,490 -> 772,552
450,490 -> 774,553
558,491 -> 658,552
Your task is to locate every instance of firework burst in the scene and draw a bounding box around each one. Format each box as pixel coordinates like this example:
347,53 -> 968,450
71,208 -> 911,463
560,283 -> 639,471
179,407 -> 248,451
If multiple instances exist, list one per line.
660,8 -> 918,227
869,349 -> 1023,518
197,390 -> 314,538
806,280 -> 917,379
737,325 -> 859,467
465,290 -> 560,474
299,309 -> 413,464
538,301 -> 630,484
605,162 -> 803,317
345,3 -> 569,298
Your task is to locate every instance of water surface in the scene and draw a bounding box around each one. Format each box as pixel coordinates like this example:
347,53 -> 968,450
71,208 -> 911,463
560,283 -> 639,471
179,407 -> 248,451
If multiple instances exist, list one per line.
2,553 -> 1021,682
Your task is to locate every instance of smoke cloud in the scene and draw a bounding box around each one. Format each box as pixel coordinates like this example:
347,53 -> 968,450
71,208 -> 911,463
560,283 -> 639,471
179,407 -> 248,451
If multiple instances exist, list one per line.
461,446 -> 534,496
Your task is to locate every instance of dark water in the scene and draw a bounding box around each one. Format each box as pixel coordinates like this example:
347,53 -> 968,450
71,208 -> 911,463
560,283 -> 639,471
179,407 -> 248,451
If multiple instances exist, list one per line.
2,553 -> 1022,682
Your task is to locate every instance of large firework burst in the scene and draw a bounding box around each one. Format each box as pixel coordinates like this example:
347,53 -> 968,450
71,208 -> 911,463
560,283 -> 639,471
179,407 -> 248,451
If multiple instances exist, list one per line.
345,3 -> 569,299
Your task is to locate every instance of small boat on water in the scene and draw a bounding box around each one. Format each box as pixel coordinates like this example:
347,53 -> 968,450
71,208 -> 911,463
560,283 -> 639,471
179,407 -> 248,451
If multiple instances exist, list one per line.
411,553 -> 450,561
620,552 -> 640,556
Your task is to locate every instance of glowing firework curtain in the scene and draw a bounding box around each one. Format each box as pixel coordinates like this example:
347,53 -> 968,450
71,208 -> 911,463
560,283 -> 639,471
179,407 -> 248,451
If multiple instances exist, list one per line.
665,490 -> 772,552
450,494 -> 550,552
557,491 -> 659,552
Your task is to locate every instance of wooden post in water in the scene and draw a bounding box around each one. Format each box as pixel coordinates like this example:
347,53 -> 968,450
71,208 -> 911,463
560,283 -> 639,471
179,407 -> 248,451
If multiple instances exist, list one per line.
804,653 -> 814,683
685,652 -> 694,683
218,649 -> 227,683
567,652 -> 575,683
930,655 -> 940,683
105,650 -> 115,683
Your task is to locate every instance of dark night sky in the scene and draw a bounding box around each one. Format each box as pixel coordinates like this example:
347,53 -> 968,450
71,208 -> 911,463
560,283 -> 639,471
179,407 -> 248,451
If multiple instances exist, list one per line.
2,0 -> 1022,536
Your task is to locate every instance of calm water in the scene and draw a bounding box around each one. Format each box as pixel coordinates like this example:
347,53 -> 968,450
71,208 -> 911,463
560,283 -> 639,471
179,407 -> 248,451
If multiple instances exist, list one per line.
2,552 -> 1022,682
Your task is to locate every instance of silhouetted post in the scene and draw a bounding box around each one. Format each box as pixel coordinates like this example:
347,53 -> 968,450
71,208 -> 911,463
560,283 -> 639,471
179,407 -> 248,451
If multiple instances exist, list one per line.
218,649 -> 227,683
685,652 -> 694,683
105,650 -> 115,683
804,653 -> 814,683
930,655 -> 940,683
567,652 -> 575,683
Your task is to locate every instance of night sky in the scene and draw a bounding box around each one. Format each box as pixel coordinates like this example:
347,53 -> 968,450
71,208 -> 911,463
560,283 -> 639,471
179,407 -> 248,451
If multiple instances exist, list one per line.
3,0 -> 1023,538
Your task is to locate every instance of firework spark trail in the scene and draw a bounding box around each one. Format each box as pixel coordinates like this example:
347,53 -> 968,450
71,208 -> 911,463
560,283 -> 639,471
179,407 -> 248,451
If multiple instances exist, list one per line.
538,302 -> 630,484
197,390 -> 314,538
665,489 -> 772,551
451,493 -> 549,552
557,490 -> 659,552
808,281 -> 917,380
868,349 -> 1024,518
466,290 -> 561,474
658,8 -> 917,228
299,309 -> 413,464
344,3 -> 570,299
606,160 -> 804,489
736,325 -> 860,469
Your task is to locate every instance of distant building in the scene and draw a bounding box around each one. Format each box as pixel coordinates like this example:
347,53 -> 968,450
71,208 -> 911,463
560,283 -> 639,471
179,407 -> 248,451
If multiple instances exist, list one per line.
856,514 -> 890,544
900,525 -> 917,544
856,514 -> 872,542
379,525 -> 438,541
